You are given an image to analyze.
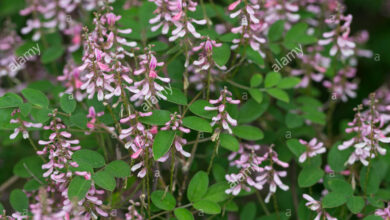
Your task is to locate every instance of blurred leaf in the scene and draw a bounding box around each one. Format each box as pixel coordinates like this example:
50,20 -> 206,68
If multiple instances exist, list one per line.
60,94 -> 76,113
72,149 -> 105,168
250,74 -> 263,87
93,170 -> 116,191
265,72 -> 282,88
277,77 -> 301,89
41,46 -> 65,64
249,89 -> 263,103
266,88 -> 289,103
232,125 -> 264,141
347,196 -> 364,214
68,176 -> 92,201
193,200 -> 221,214
220,133 -> 239,152
0,93 -> 23,108
212,44 -> 231,66
203,182 -> 229,203
165,88 -> 187,105
152,130 -> 175,160
151,190 -> 176,211
70,112 -> 88,129
105,160 -> 131,178
187,171 -> 209,202
21,88 -> 49,107
268,20 -> 285,42
298,166 -> 324,187
189,100 -> 217,119
10,189 -> 28,212
174,208 -> 194,220
322,192 -> 347,208
182,116 -> 212,133
139,110 -> 171,125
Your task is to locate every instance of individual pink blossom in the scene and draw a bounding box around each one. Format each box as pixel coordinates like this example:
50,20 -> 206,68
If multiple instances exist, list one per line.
167,0 -> 206,41
149,0 -> 177,35
9,109 -> 42,140
127,49 -> 170,103
298,138 -> 326,163
318,14 -> 355,58
375,203 -> 390,219
229,0 -> 267,57
86,106 -> 104,129
126,200 -> 143,220
191,37 -> 226,72
58,61 -> 85,101
323,67 -> 358,102
303,194 -> 337,220
204,88 -> 240,134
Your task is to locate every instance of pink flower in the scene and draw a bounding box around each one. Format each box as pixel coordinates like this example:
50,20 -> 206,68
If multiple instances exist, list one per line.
205,88 -> 240,134
298,138 -> 326,163
303,194 -> 337,220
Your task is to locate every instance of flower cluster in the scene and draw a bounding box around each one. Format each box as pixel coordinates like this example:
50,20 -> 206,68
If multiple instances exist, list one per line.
298,138 -> 326,163
225,145 -> 289,203
338,94 -> 390,166
205,88 -> 240,134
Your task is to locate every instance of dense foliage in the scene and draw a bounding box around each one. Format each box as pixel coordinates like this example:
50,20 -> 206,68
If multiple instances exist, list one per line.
0,0 -> 390,219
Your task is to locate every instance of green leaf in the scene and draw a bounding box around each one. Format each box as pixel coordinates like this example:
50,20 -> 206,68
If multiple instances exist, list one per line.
219,133 -> 239,152
193,200 -> 221,214
21,88 -> 49,107
245,47 -> 264,66
212,44 -> 231,66
174,208 -> 194,220
264,72 -> 281,88
298,166 -> 324,188
72,149 -> 105,168
31,107 -> 50,123
68,176 -> 92,201
285,113 -> 304,128
151,190 -> 176,211
105,160 -> 131,178
283,23 -> 316,49
153,130 -> 175,160
328,144 -> 351,172
24,179 -> 42,191
328,179 -> 353,197
240,202 -> 256,220
277,77 -> 301,89
322,192 -> 347,208
13,156 -> 44,179
189,100 -> 217,119
232,125 -> 264,141
268,20 -> 285,42
19,103 -> 32,117
187,171 -> 209,202
250,74 -> 263,87
238,97 -> 269,123
165,88 -> 187,105
266,88 -> 289,103
360,165 -> 381,194
60,93 -> 76,113
0,203 -> 4,213
70,112 -> 88,129
203,182 -> 229,202
93,170 -> 116,191
0,93 -> 23,108
286,139 -> 306,158
182,116 -> 212,133
139,110 -> 171,125
41,46 -> 65,64
347,196 -> 364,214
249,89 -> 263,103
10,189 -> 28,212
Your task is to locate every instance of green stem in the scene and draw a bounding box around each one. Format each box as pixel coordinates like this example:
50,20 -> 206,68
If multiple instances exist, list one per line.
255,191 -> 270,216
207,139 -> 220,174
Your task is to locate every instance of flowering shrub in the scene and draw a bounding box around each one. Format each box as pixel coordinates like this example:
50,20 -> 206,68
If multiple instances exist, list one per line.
1,0 -> 390,219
